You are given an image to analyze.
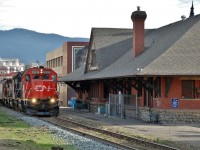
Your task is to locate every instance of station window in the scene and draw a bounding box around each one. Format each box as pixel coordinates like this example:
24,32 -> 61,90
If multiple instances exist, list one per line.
182,80 -> 195,99
61,56 -> 63,66
91,81 -> 99,98
154,77 -> 161,97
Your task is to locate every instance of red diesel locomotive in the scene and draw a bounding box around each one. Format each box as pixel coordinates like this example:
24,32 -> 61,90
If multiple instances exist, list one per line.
0,66 -> 59,116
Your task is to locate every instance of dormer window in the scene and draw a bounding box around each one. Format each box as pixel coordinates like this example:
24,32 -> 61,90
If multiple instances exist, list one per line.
89,49 -> 98,70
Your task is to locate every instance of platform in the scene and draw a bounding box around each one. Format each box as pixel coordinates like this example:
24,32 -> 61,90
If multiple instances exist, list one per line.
58,107 -> 200,150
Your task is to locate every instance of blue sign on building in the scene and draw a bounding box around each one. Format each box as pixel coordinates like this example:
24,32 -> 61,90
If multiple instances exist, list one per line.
172,98 -> 178,108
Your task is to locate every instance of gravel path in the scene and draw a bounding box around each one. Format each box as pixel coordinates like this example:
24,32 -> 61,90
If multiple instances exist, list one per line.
1,107 -> 121,150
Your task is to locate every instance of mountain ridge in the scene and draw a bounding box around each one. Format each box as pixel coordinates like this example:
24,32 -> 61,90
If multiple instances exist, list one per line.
0,28 -> 89,64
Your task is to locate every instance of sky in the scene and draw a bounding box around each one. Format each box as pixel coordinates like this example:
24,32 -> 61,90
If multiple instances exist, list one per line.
0,0 -> 200,38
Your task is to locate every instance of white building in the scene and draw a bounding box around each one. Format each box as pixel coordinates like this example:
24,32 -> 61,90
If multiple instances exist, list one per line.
0,58 -> 25,75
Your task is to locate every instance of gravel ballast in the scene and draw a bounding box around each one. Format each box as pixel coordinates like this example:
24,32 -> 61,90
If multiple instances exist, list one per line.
1,107 -> 120,150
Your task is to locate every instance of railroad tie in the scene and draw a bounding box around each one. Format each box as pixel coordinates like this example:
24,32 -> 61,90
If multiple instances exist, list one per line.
51,146 -> 63,150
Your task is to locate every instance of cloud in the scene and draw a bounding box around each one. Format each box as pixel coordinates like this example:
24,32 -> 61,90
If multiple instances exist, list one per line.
0,0 -> 13,12
178,0 -> 191,3
0,0 -> 199,37
177,0 -> 200,14
178,0 -> 197,7
0,0 -> 13,7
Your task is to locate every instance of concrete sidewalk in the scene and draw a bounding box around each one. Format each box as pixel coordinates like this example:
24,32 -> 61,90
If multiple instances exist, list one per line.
59,107 -> 200,150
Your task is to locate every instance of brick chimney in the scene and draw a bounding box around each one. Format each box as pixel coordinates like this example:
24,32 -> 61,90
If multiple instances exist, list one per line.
131,6 -> 147,57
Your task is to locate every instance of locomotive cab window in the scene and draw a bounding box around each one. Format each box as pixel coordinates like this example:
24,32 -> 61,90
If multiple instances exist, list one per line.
33,75 -> 40,80
43,75 -> 49,80
52,75 -> 56,82
26,74 -> 30,82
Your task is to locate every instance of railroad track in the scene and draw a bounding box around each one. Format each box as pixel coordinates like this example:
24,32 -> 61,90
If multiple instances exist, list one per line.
40,116 -> 179,150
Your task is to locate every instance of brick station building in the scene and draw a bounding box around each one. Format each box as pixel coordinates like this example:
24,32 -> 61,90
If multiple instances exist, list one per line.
59,4 -> 200,124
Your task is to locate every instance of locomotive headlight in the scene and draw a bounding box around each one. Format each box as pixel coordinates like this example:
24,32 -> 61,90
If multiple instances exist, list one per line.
50,98 -> 55,103
31,98 -> 37,103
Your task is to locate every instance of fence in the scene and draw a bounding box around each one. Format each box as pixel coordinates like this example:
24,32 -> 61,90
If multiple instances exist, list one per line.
105,93 -> 138,119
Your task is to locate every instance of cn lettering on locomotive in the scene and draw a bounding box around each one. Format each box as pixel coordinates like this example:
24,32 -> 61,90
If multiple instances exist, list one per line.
35,85 -> 50,92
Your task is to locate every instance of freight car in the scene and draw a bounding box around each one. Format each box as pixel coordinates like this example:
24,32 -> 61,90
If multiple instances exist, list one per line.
0,66 -> 59,116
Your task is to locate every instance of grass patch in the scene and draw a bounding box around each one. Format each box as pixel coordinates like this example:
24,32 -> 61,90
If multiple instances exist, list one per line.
0,111 -> 30,128
0,109 -> 77,150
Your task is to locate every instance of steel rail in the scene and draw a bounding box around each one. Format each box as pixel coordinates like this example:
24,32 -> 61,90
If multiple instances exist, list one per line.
41,117 -> 137,150
41,116 -> 179,150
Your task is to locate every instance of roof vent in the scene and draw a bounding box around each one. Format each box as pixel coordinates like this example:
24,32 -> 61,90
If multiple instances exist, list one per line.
181,15 -> 186,20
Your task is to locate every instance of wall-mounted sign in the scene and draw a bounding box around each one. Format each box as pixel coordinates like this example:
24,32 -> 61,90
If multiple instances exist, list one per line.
171,98 -> 178,108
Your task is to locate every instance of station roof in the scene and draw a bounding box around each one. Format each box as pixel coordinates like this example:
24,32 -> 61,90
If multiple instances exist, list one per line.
59,14 -> 200,82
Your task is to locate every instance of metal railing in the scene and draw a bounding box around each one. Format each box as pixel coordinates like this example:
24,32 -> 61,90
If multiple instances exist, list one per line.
105,93 -> 138,119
